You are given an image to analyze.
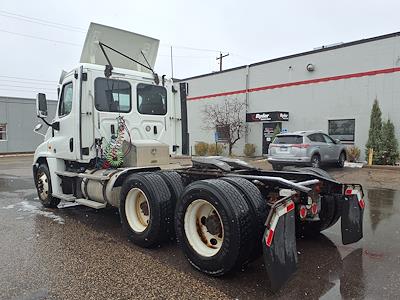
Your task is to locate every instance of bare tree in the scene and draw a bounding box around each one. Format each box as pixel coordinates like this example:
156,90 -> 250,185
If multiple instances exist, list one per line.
202,98 -> 246,155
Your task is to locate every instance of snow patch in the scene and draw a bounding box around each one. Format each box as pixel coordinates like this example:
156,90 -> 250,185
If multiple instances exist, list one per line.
16,201 -> 65,224
2,204 -> 15,209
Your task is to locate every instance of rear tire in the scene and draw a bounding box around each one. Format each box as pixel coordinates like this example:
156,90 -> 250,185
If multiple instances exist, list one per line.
337,151 -> 346,168
120,173 -> 173,248
311,154 -> 321,168
35,164 -> 60,208
175,179 -> 252,276
157,171 -> 184,208
221,177 -> 269,262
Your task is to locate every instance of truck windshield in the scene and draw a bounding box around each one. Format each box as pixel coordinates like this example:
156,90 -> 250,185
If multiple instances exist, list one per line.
273,135 -> 303,144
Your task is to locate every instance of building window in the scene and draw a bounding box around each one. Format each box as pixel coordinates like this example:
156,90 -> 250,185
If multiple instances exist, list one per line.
137,83 -> 167,115
328,119 -> 355,142
0,124 -> 7,141
216,125 -> 230,142
95,78 -> 131,113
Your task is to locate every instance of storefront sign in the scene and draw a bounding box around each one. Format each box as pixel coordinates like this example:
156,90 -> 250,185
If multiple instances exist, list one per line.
246,111 -> 289,122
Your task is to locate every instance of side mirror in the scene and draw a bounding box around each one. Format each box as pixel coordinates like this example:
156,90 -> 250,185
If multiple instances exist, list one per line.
33,123 -> 45,137
335,139 -> 341,144
36,93 -> 48,118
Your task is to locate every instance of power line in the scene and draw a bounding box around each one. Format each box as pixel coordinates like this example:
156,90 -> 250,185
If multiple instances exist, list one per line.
0,79 -> 56,86
0,10 -> 86,32
0,75 -> 57,83
0,84 -> 56,91
0,28 -> 82,46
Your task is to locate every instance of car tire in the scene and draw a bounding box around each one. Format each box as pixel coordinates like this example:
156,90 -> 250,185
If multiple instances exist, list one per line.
175,179 -> 252,276
221,177 -> 269,262
35,164 -> 60,208
272,164 -> 283,171
120,173 -> 173,248
337,151 -> 346,168
311,154 -> 321,168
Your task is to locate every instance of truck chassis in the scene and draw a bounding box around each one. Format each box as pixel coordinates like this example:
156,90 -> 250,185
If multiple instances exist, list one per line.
33,156 -> 364,291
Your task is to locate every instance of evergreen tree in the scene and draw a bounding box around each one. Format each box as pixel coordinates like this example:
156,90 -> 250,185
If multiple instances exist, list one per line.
381,119 -> 399,165
365,99 -> 383,164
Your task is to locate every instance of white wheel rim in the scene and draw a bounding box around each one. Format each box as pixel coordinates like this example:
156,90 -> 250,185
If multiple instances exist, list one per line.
125,188 -> 150,233
37,172 -> 49,200
184,199 -> 224,257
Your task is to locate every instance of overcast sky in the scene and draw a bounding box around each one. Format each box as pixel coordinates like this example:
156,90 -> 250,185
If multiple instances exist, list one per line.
1,0 -> 400,99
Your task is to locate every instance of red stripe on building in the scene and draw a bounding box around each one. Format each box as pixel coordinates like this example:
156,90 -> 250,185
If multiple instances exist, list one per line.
186,66 -> 400,101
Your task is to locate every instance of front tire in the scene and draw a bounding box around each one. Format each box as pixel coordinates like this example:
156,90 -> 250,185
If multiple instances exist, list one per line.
35,164 -> 60,208
120,173 -> 173,248
175,179 -> 252,276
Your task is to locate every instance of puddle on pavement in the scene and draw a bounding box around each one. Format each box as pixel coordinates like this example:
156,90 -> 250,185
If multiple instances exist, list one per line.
0,177 -> 34,192
366,188 -> 400,232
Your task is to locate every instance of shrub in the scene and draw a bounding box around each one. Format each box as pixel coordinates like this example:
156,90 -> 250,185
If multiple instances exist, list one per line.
380,119 -> 399,165
365,99 -> 383,164
244,143 -> 256,157
207,143 -> 225,156
346,146 -> 361,162
194,142 -> 208,156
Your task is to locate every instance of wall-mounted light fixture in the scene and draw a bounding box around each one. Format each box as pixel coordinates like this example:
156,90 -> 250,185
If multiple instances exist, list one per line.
306,63 -> 315,72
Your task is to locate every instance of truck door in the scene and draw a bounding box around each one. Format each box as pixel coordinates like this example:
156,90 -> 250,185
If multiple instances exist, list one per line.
51,76 -> 78,160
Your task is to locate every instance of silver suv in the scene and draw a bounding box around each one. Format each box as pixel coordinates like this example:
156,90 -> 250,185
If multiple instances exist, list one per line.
267,130 -> 347,171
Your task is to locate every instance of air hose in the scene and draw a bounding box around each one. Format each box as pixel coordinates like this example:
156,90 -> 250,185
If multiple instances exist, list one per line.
104,117 -> 126,168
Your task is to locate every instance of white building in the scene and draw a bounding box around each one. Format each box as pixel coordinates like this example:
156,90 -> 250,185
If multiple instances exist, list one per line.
175,32 -> 400,159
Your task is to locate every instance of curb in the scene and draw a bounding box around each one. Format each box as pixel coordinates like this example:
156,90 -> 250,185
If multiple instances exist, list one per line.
0,153 -> 34,158
363,165 -> 400,171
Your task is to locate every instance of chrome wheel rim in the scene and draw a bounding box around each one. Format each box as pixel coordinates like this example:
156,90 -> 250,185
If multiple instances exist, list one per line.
37,171 -> 49,200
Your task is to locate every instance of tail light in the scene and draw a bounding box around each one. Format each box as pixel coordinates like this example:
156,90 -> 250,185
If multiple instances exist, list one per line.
292,143 -> 310,149
299,205 -> 307,219
311,203 -> 318,215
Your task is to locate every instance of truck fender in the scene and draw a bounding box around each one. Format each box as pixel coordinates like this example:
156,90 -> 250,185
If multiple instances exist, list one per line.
105,166 -> 161,207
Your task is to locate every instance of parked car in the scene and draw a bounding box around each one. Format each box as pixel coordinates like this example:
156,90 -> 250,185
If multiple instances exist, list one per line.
267,130 -> 347,170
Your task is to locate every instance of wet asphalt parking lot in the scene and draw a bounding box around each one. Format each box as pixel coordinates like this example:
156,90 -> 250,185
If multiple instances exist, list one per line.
1,156 -> 400,299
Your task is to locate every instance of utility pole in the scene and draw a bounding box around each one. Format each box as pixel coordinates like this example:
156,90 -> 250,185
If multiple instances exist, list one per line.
216,52 -> 229,71
170,46 -> 174,78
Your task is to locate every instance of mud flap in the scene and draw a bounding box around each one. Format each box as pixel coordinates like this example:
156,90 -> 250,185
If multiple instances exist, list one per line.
262,201 -> 297,292
341,188 -> 364,245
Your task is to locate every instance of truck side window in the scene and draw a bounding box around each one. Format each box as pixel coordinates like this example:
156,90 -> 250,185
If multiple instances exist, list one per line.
95,78 -> 131,113
137,83 -> 167,115
58,82 -> 73,117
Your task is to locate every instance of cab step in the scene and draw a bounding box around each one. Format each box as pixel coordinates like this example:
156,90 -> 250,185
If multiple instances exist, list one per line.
75,198 -> 107,209
52,193 -> 76,202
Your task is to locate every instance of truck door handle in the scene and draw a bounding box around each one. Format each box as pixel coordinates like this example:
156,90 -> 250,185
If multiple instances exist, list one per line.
69,138 -> 74,152
153,125 -> 158,134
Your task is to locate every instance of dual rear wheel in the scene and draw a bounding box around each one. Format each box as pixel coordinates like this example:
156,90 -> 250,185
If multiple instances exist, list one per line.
120,172 -> 269,276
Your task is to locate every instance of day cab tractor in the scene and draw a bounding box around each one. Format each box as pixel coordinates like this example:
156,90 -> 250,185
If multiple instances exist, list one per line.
32,23 -> 365,291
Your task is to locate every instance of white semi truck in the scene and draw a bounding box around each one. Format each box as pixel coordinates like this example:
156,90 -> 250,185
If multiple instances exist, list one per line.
32,23 -> 365,291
